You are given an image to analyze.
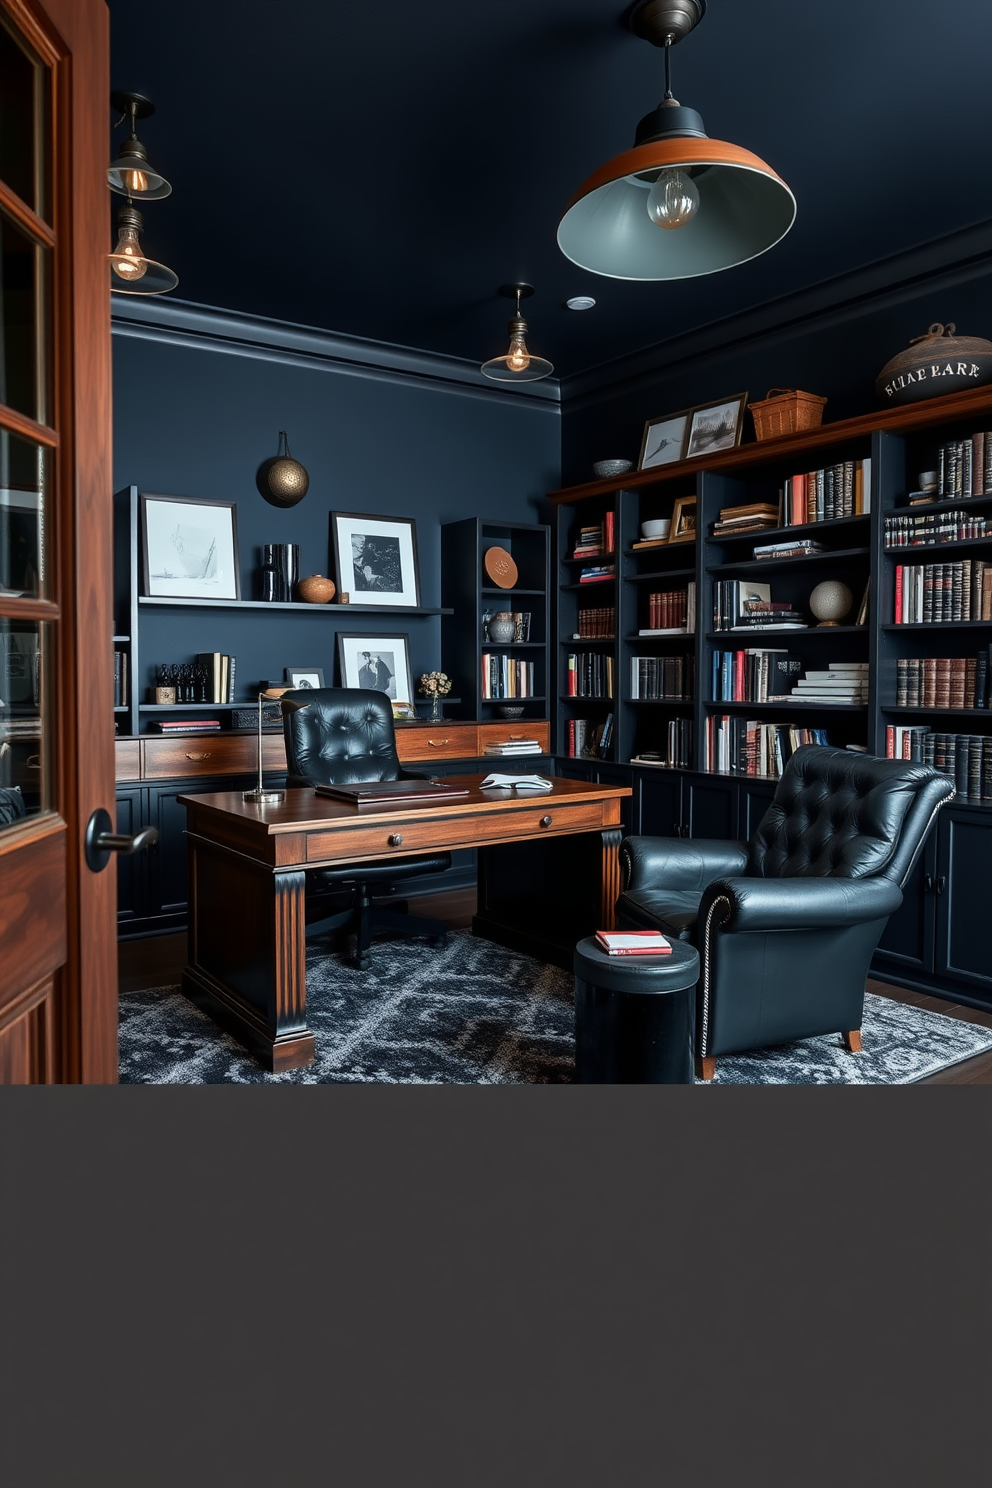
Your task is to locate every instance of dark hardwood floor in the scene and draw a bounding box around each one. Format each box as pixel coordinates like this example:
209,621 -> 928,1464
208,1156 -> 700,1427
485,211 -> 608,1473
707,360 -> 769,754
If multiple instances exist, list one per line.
117,889 -> 992,1085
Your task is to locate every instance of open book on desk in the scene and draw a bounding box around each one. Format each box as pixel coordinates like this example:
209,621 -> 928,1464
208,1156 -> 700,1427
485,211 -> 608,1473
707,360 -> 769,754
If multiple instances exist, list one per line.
480,773 -> 553,792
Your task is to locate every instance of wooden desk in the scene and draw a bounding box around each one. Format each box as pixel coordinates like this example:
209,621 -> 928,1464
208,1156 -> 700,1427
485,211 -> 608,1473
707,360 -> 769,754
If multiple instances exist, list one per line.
180,774 -> 631,1071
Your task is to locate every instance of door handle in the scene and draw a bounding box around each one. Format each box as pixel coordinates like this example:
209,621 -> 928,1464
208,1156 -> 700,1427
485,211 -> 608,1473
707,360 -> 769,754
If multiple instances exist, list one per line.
935,876 -> 946,895
924,873 -> 933,891
84,807 -> 159,873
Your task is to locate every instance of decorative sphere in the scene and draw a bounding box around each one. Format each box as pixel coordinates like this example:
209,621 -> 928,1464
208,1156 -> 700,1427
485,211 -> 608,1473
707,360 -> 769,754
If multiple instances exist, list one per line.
256,454 -> 309,507
809,580 -> 853,625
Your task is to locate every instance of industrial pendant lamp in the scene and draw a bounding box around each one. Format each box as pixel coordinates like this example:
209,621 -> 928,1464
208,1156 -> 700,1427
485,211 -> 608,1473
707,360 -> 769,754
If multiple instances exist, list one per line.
107,91 -> 173,200
557,0 -> 796,280
480,284 -> 554,383
109,202 -> 179,294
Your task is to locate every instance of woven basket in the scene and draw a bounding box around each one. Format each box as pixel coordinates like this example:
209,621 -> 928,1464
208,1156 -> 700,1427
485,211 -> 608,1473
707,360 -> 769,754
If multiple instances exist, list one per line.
750,388 -> 827,440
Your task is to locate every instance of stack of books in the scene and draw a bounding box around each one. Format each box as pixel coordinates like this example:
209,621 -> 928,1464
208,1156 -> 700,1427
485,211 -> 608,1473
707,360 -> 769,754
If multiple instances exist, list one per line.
113,650 -> 128,707
789,662 -> 869,704
594,930 -> 671,956
579,563 -> 615,584
753,538 -> 824,560
152,717 -> 223,734
483,738 -> 542,757
712,501 -> 781,537
713,581 -> 807,632
571,512 -> 615,558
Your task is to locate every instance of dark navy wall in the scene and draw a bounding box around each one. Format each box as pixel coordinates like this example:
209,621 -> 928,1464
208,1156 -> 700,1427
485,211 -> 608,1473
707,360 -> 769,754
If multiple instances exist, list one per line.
113,330 -> 560,702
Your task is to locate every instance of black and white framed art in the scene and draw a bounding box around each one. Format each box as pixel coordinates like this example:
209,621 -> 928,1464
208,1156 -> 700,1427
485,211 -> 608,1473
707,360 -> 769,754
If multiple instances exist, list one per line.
141,493 -> 241,601
337,633 -> 414,707
330,512 -> 421,607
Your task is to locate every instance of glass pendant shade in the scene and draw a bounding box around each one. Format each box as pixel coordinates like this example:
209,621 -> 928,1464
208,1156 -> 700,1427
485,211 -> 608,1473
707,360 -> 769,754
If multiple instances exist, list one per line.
109,205 -> 178,295
481,287 -> 554,383
107,138 -> 172,200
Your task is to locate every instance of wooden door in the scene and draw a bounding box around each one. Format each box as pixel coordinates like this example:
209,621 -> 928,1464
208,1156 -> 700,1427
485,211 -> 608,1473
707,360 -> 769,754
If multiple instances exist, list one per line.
0,0 -> 115,1082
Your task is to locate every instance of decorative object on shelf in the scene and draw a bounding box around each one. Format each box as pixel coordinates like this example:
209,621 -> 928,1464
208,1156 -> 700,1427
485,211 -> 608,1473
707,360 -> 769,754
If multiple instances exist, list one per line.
417,670 -> 452,721
484,546 -> 518,589
260,542 -> 299,602
639,407 -> 690,469
284,666 -> 325,690
668,495 -> 697,544
918,470 -> 939,496
330,511 -> 421,607
557,0 -> 795,282
153,686 -> 176,705
391,702 -> 416,721
141,493 -> 240,600
244,691 -> 311,805
514,612 -> 531,642
337,592 -> 350,604
109,203 -> 178,295
481,607 -> 494,640
809,580 -> 853,627
641,519 -> 671,540
232,703 -> 282,731
875,323 -> 992,405
684,394 -> 748,458
496,706 -> 525,719
487,613 -> 517,643
750,388 -> 827,440
337,633 -> 414,708
255,431 -> 310,508
108,90 -> 172,199
480,284 -> 554,383
296,573 -> 336,604
592,459 -> 633,480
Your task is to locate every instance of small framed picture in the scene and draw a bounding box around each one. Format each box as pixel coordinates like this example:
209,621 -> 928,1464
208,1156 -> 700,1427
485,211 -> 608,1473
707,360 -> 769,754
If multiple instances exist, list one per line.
284,667 -> 325,690
684,394 -> 748,460
638,409 -> 690,471
141,493 -> 241,601
337,633 -> 415,707
330,512 -> 421,607
669,495 -> 697,544
391,701 -> 416,721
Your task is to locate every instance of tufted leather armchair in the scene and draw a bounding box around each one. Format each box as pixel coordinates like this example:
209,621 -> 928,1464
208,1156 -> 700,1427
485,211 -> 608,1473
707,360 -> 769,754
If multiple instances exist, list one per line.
616,745 -> 954,1078
282,687 -> 451,967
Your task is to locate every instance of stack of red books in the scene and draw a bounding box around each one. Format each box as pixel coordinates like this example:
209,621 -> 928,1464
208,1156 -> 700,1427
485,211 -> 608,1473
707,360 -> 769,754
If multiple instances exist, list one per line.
594,930 -> 671,956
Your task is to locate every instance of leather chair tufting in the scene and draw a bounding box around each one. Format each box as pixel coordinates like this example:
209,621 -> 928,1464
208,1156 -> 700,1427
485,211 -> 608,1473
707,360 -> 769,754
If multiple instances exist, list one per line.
282,687 -> 451,967
615,745 -> 954,1079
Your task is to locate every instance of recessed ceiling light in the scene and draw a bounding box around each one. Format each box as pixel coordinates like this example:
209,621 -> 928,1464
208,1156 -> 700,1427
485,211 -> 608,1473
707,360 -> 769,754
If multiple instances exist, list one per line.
565,295 -> 596,310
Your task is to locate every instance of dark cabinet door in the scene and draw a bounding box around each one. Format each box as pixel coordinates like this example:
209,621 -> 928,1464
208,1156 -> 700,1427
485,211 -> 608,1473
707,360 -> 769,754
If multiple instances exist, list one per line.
638,771 -> 683,839
594,764 -> 637,835
116,788 -> 147,926
873,834 -> 936,979
148,785 -> 196,916
683,775 -> 737,841
739,781 -> 777,841
934,811 -> 992,995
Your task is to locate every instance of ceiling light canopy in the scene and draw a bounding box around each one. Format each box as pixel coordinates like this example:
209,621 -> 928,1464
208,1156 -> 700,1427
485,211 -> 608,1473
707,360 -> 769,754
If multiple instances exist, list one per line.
107,91 -> 172,200
557,0 -> 795,281
481,284 -> 554,383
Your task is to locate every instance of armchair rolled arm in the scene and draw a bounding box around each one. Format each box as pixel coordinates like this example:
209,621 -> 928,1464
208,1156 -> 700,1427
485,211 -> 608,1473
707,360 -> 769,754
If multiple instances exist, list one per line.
699,875 -> 904,933
620,836 -> 750,894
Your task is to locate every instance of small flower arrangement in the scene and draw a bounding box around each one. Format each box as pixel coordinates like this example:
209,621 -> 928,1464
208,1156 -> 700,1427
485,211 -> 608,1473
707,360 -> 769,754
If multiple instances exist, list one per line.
417,670 -> 452,698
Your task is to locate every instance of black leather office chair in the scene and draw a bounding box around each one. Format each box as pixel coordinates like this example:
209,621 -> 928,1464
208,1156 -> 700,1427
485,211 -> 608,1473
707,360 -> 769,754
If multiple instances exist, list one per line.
282,687 -> 451,967
616,745 -> 954,1078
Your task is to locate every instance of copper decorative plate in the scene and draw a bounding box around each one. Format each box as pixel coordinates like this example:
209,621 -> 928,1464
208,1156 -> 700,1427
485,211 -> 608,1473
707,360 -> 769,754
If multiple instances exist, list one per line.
484,546 -> 518,588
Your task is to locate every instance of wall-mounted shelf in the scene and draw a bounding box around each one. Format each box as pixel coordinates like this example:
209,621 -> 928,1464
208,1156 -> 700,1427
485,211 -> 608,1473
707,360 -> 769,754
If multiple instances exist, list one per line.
138,597 -> 453,616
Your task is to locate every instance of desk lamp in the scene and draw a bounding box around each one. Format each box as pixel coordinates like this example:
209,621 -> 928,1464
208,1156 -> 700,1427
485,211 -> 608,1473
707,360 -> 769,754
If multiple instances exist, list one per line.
244,689 -> 310,804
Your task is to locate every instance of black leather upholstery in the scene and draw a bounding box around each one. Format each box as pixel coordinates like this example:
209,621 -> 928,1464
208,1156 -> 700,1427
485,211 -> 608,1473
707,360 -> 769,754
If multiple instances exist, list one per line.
616,746 -> 954,1066
282,687 -> 451,963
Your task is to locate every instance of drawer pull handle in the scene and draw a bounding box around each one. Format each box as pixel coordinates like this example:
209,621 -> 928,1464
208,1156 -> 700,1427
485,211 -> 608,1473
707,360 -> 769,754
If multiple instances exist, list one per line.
388,833 -> 404,847
427,738 -> 449,747
540,815 -> 552,828
184,751 -> 212,761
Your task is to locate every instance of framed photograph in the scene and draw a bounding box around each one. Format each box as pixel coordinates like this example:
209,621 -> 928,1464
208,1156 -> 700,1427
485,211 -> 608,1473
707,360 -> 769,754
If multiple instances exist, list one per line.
284,667 -> 325,690
141,493 -> 240,601
330,512 -> 421,607
336,633 -> 415,708
669,495 -> 697,545
391,701 -> 416,721
638,409 -> 690,471
684,394 -> 748,460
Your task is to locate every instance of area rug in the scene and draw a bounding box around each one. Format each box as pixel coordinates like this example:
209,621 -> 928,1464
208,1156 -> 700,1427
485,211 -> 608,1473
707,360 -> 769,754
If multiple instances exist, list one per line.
118,930 -> 992,1085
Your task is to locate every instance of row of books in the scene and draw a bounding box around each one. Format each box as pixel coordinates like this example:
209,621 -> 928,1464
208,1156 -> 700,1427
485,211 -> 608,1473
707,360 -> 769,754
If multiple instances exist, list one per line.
152,717 -> 223,734
644,585 -> 693,632
705,717 -> 832,778
571,512 -> 615,558
895,654 -> 989,710
885,726 -> 992,803
753,538 -> 824,560
566,713 -> 614,759
579,564 -> 615,584
884,509 -> 987,547
566,651 -> 614,699
893,561 -> 992,623
631,718 -> 693,769
480,654 -> 537,700
780,458 -> 871,525
630,654 -> 694,701
710,654 -> 868,704
713,581 -> 806,632
113,650 -> 128,708
576,605 -> 614,639
196,652 -> 237,703
933,433 -> 992,500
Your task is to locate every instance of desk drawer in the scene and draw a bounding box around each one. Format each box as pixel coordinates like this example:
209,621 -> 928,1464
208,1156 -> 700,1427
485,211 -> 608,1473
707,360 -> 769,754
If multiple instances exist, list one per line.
305,798 -> 607,864
142,733 -> 287,779
395,724 -> 479,763
478,721 -> 550,752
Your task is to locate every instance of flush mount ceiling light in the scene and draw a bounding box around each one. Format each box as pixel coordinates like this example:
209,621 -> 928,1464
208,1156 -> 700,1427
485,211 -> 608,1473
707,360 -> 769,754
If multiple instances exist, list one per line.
109,203 -> 179,294
480,284 -> 554,383
565,296 -> 597,310
107,90 -> 172,200
557,0 -> 796,281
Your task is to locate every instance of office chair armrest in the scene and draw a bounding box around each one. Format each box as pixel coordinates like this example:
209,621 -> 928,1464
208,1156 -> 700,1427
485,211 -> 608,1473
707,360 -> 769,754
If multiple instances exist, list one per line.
620,837 -> 750,893
700,875 -> 904,933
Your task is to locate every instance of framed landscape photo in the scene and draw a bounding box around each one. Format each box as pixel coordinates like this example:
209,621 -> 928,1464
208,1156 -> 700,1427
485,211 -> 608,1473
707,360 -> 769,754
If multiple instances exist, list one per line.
684,394 -> 748,460
284,666 -> 325,690
337,632 -> 414,707
638,409 -> 690,471
141,493 -> 241,601
330,512 -> 421,607
668,495 -> 697,544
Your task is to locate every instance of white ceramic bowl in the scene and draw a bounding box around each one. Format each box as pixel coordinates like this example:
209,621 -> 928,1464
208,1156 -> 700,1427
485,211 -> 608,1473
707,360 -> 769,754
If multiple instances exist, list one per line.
641,519 -> 671,540
593,458 -> 633,480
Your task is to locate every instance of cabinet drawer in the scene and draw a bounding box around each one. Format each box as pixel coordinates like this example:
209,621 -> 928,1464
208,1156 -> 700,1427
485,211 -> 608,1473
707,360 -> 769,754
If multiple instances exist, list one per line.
305,797 -> 607,864
395,724 -> 479,762
115,740 -> 141,781
141,732 -> 287,779
478,721 -> 550,752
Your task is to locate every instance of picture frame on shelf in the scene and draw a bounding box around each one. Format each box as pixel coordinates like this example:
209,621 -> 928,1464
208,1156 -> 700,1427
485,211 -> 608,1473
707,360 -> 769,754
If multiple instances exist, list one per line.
391,701 -> 416,721
141,493 -> 241,601
330,512 -> 421,607
638,408 -> 690,470
668,495 -> 697,544
336,632 -> 415,707
684,394 -> 748,459
284,667 -> 325,690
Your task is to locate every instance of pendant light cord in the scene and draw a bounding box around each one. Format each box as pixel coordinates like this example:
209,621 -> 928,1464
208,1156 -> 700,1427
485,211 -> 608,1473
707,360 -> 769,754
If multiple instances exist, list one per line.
663,34 -> 674,100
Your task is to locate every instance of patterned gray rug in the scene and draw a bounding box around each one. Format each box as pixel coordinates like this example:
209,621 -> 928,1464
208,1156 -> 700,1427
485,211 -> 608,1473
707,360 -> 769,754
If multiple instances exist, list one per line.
118,929 -> 992,1085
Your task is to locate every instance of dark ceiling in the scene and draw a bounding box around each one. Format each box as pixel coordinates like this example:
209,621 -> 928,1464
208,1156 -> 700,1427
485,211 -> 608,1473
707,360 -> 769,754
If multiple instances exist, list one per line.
106,0 -> 992,380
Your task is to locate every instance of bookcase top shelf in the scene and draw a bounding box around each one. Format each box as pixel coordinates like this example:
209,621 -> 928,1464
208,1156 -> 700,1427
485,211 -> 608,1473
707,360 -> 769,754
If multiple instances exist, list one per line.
137,597 -> 453,616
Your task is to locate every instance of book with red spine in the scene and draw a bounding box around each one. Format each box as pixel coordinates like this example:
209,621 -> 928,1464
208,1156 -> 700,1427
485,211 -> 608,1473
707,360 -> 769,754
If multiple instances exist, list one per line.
594,930 -> 672,956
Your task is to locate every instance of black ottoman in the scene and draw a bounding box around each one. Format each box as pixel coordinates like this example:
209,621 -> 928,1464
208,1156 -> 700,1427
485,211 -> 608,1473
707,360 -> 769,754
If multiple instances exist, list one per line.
573,936 -> 699,1084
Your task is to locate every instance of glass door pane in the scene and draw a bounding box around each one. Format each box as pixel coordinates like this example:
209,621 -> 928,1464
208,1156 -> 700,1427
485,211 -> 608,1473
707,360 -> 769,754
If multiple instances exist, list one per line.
0,616 -> 50,828
0,206 -> 51,423
0,12 -> 50,221
0,429 -> 49,598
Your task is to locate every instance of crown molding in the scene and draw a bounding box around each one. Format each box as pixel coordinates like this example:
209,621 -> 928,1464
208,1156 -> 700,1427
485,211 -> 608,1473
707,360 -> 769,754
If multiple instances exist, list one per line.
559,217 -> 992,410
110,296 -> 562,410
